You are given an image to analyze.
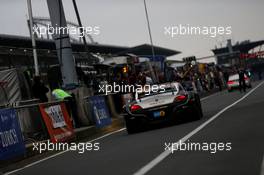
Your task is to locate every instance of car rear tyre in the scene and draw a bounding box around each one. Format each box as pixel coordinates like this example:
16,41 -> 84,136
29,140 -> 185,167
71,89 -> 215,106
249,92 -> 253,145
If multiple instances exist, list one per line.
125,118 -> 138,134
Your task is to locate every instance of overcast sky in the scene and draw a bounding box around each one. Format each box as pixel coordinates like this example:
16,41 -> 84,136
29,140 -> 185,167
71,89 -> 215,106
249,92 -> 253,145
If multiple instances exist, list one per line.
0,0 -> 263,62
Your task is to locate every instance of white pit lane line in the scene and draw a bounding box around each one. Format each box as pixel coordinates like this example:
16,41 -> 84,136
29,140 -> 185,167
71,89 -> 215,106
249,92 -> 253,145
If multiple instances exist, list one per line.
134,81 -> 264,175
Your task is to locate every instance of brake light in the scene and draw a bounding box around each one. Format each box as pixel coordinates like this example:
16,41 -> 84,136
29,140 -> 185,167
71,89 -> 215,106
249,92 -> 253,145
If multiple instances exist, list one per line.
174,95 -> 187,102
227,80 -> 234,85
130,104 -> 142,112
244,76 -> 249,80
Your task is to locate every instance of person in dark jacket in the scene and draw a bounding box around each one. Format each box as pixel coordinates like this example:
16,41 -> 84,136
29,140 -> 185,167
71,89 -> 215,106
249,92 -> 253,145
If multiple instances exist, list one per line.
32,76 -> 49,102
238,68 -> 246,92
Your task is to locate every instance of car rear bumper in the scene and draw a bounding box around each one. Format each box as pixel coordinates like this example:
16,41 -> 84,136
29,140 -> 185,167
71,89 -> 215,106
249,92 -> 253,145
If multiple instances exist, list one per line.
123,100 -> 196,124
227,80 -> 251,89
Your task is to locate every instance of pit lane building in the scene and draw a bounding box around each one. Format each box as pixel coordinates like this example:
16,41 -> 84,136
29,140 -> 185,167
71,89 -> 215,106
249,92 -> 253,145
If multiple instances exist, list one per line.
212,39 -> 264,68
0,34 -> 180,71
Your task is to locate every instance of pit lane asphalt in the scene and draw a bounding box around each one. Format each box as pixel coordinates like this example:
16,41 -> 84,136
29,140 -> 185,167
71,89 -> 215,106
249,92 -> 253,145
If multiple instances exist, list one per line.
5,81 -> 264,175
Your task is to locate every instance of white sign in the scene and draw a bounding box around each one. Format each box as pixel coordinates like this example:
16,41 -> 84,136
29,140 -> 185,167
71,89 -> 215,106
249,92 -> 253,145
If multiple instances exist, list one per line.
45,105 -> 66,129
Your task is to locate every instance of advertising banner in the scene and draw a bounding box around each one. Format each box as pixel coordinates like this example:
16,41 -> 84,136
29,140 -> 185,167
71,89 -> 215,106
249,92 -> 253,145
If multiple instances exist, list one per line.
0,108 -> 25,160
88,96 -> 112,128
39,103 -> 75,143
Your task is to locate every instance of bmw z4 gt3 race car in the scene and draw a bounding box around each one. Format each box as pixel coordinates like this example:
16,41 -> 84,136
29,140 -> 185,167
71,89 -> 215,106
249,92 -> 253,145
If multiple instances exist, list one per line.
123,82 -> 203,134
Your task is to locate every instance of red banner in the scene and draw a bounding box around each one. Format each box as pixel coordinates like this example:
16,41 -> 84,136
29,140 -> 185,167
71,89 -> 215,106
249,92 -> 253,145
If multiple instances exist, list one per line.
240,51 -> 264,59
39,102 -> 75,143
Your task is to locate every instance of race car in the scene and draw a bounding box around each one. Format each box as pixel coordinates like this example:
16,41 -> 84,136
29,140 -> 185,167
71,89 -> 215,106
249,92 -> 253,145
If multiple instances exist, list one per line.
122,82 -> 203,134
227,73 -> 252,92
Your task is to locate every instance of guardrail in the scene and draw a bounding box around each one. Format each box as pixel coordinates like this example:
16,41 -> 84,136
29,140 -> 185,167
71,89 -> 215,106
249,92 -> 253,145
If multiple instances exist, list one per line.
14,100 -> 65,143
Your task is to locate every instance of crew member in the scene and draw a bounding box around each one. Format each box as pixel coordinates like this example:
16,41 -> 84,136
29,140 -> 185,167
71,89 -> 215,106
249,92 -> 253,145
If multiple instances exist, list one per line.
238,68 -> 246,92
52,88 -> 80,128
